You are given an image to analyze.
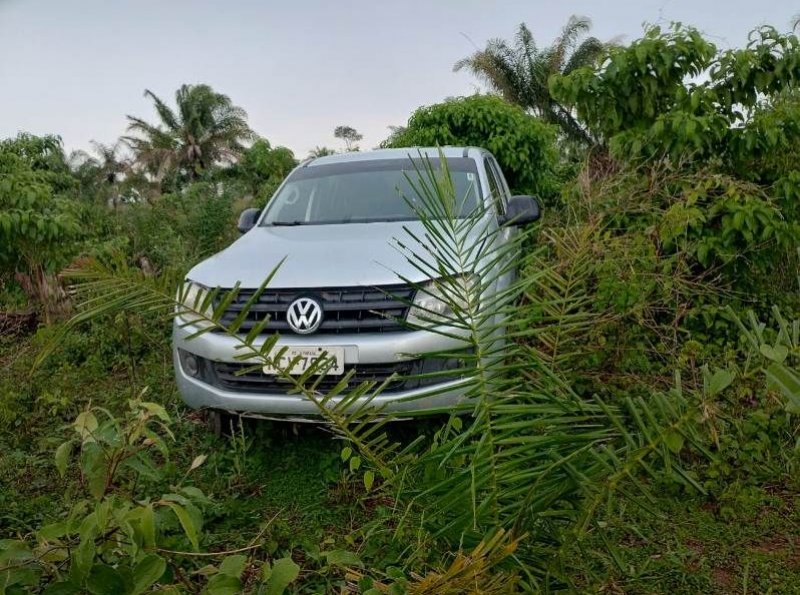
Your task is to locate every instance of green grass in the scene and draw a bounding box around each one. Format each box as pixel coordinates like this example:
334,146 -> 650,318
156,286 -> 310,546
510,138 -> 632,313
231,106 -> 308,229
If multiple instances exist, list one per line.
2,321 -> 800,593
0,327 -> 366,549
569,488 -> 800,594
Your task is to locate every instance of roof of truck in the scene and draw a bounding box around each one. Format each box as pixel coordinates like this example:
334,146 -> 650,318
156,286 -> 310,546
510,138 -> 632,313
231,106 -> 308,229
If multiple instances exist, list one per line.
304,147 -> 484,167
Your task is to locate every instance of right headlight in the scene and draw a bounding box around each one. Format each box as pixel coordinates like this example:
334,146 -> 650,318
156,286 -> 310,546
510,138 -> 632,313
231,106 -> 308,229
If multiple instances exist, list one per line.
406,275 -> 480,327
176,280 -> 214,326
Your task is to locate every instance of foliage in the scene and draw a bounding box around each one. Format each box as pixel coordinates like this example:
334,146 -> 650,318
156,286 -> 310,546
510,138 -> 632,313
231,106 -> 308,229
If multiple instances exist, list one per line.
68,142 -> 135,208
124,84 -> 254,185
0,140 -> 81,319
455,15 -> 608,145
333,125 -> 363,152
0,152 -> 80,274
308,146 -> 336,158
232,139 -> 297,205
115,182 -> 237,272
551,24 -> 800,178
384,95 -> 559,199
4,19 -> 800,595
550,24 -> 800,302
40,157 -> 748,591
0,133 -> 75,193
0,396 -> 308,594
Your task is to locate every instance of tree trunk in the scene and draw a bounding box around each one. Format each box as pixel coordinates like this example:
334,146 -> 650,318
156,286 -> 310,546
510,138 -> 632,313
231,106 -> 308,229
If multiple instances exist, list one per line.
14,265 -> 71,324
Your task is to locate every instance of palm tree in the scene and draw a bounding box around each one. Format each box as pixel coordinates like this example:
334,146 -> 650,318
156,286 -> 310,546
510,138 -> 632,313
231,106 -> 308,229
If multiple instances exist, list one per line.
454,15 -> 607,145
124,84 -> 253,182
308,146 -> 336,158
69,141 -> 132,206
89,141 -> 128,186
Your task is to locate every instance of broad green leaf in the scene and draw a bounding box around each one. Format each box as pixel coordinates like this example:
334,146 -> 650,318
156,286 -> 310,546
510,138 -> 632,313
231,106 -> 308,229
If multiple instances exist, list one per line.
80,442 -> 108,500
0,540 -> 33,564
218,554 -> 247,578
363,470 -> 375,491
166,503 -> 199,550
0,566 -> 38,590
139,503 -> 156,548
140,402 -> 170,422
340,446 -> 352,462
38,521 -> 67,541
179,486 -> 209,503
264,557 -> 299,595
207,573 -> 241,595
349,456 -> 361,472
194,564 -> 218,577
323,549 -> 363,568
131,554 -> 166,595
86,564 -> 125,595
74,411 -> 98,442
70,537 -> 95,583
708,369 -> 734,396
42,581 -> 82,595
760,344 -> 789,364
664,431 -> 685,454
54,441 -> 72,477
123,454 -> 162,482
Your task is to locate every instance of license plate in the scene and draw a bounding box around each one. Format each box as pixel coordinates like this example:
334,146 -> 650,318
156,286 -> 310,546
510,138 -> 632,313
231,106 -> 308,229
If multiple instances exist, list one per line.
262,346 -> 345,376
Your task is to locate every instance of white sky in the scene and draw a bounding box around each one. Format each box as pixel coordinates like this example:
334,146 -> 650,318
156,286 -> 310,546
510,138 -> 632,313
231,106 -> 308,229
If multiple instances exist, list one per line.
0,0 -> 796,158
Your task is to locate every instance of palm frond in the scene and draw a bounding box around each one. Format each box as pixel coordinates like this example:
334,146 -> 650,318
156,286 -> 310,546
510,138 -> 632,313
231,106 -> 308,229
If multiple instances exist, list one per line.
454,15 -> 610,145
143,89 -> 181,133
563,37 -> 607,75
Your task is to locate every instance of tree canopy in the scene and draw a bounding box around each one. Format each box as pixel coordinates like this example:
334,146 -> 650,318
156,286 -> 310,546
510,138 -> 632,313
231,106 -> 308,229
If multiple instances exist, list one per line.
384,94 -> 558,198
455,16 -> 608,145
333,125 -> 363,151
124,84 -> 254,183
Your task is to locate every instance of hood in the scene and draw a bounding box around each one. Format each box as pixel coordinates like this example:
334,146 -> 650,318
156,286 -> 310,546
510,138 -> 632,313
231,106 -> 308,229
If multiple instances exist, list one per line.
187,220 -> 486,289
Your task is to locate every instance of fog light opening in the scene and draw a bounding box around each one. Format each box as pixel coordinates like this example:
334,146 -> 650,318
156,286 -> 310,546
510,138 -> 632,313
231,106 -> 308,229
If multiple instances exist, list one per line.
180,350 -> 200,377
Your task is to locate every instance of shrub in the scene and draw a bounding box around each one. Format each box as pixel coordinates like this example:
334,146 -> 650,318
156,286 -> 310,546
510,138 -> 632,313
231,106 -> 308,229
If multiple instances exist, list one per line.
0,399 -> 302,593
0,147 -> 81,320
384,95 -> 559,200
117,182 -> 237,272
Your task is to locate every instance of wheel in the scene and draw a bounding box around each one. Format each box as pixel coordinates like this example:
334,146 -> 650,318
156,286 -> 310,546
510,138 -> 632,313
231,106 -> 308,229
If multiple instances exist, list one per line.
204,409 -> 243,438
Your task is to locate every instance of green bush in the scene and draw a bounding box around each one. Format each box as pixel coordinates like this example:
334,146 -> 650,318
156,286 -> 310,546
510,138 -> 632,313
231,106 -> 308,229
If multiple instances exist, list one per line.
384,94 -> 559,200
117,182 -> 237,272
0,150 -> 80,275
0,400 -> 302,593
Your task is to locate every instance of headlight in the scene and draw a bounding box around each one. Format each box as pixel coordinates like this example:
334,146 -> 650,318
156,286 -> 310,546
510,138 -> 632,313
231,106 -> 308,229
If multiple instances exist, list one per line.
177,280 -> 214,326
407,275 -> 479,327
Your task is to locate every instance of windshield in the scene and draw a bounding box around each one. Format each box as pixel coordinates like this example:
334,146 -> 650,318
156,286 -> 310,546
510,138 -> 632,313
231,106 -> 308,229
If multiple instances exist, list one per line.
260,157 -> 482,226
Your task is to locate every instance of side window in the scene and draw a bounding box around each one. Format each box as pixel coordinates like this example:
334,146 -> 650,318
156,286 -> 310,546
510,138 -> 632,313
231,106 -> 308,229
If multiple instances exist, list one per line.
484,157 -> 504,216
490,158 -> 511,203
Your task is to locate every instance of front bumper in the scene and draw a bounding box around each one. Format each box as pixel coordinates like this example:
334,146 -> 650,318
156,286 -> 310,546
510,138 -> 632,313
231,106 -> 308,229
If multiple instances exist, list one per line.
172,322 -> 473,417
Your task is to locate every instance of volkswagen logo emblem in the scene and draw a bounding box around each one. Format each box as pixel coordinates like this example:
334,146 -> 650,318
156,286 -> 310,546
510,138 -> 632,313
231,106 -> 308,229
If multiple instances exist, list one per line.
286,297 -> 323,334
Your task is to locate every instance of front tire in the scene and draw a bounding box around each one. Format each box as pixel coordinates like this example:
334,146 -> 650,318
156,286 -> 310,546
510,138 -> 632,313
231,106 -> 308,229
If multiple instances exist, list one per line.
204,409 -> 242,438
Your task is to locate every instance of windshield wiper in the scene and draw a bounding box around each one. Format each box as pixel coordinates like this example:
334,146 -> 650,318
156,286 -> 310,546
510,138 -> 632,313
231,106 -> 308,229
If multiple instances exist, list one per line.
269,221 -> 305,226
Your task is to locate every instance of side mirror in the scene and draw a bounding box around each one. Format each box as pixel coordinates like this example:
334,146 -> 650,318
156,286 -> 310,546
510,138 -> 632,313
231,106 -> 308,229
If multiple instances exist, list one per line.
237,208 -> 261,233
499,195 -> 541,226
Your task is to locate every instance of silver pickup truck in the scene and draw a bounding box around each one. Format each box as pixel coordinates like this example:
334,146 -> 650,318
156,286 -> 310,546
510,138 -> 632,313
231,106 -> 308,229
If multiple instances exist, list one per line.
172,147 -> 540,419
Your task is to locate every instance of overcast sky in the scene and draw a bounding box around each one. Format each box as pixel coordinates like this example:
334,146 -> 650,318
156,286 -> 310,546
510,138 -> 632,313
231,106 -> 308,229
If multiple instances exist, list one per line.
1,0 -> 796,158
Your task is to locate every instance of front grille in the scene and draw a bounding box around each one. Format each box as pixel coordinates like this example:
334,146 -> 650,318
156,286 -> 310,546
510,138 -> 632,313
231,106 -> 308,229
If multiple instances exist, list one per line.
190,352 -> 472,396
216,284 -> 415,335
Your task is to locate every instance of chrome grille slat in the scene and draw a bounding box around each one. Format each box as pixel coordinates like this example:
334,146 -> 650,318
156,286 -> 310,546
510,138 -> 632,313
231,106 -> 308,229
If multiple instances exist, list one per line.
213,284 -> 415,335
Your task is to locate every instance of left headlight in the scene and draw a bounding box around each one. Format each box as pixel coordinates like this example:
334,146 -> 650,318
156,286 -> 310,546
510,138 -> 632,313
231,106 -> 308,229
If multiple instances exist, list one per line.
176,280 -> 214,326
407,275 -> 480,327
